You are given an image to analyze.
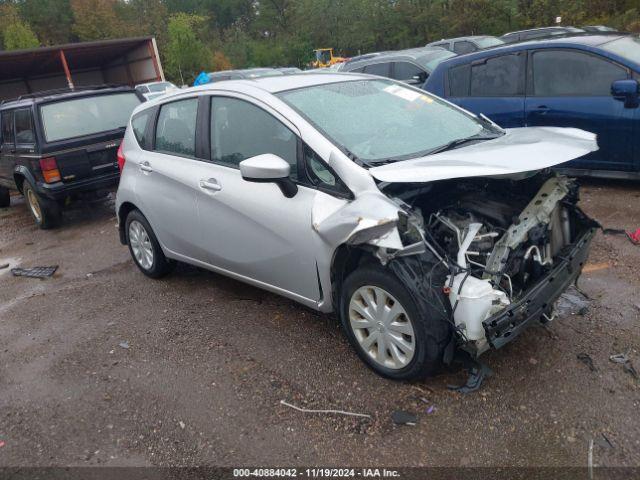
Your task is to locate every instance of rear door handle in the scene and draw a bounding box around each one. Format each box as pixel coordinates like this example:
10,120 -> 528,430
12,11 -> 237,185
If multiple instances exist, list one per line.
139,161 -> 153,173
200,178 -> 222,191
532,105 -> 550,114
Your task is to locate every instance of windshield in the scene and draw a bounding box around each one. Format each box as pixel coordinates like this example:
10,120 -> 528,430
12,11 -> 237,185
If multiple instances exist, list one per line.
278,79 -> 490,163
475,37 -> 505,48
147,82 -> 175,93
40,92 -> 141,142
602,36 -> 640,65
316,50 -> 332,63
420,50 -> 458,71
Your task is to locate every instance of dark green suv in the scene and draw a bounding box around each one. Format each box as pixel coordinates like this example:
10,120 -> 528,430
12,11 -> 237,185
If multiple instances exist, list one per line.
0,86 -> 142,228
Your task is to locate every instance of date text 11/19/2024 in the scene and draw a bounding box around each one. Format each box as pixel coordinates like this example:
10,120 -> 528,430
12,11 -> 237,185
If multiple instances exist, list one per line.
233,468 -> 401,478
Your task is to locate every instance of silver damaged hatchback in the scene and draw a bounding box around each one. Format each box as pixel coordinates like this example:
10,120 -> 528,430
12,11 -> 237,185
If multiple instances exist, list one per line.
116,74 -> 599,380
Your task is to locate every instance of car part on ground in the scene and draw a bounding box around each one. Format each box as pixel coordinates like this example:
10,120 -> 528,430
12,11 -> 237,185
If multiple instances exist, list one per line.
11,265 -> 58,278
116,74 -> 599,379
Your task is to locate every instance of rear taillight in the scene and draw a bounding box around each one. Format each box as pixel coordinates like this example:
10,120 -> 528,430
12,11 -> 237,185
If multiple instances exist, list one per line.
39,157 -> 61,183
117,143 -> 126,172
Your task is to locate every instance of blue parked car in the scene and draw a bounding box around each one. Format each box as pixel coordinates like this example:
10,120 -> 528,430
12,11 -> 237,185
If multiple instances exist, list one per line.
424,34 -> 640,178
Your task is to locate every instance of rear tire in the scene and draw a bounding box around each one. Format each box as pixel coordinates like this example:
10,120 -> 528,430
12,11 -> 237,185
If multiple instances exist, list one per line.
0,186 -> 10,208
340,263 -> 447,380
125,209 -> 174,278
23,181 -> 61,229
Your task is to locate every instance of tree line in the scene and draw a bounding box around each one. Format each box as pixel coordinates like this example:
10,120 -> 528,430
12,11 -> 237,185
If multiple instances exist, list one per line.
1,0 -> 639,84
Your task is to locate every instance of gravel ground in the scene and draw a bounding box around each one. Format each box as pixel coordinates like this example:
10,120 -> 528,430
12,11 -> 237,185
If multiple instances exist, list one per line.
0,180 -> 638,468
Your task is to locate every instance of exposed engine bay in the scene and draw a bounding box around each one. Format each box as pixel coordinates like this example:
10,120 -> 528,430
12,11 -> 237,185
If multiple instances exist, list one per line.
371,172 -> 597,355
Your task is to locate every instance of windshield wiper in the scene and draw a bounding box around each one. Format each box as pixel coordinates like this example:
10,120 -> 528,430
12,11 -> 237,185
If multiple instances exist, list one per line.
427,133 -> 500,155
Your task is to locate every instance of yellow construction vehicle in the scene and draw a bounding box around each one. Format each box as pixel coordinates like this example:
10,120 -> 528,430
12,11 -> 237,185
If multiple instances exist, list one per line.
311,48 -> 346,69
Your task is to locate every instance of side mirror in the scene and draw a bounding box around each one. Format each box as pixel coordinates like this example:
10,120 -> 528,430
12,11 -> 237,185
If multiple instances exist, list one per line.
407,73 -> 427,86
239,154 -> 298,198
611,79 -> 639,108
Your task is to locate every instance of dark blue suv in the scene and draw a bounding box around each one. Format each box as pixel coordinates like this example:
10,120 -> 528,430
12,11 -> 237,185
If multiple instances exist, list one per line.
424,34 -> 640,178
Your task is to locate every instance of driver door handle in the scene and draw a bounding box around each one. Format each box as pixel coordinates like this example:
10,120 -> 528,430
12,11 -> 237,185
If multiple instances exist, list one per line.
200,178 -> 222,191
139,161 -> 153,173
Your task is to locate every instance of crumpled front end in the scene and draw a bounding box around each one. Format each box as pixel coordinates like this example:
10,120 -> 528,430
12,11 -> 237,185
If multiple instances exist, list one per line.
313,135 -> 598,358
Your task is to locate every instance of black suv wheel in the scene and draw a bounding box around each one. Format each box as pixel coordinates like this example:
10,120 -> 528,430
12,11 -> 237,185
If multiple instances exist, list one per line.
23,181 -> 61,229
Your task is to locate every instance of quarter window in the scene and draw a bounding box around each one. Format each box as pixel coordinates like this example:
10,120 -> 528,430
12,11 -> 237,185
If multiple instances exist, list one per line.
14,109 -> 35,144
1,111 -> 14,145
470,54 -> 524,96
131,110 -> 151,149
210,97 -> 298,179
155,98 -> 198,157
532,50 -> 628,96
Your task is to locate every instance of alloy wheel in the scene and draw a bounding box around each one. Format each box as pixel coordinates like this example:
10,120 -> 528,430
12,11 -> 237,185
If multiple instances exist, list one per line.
129,220 -> 154,270
26,188 -> 42,222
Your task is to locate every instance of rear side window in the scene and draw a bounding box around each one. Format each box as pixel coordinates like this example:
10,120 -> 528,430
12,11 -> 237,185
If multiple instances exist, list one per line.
1,111 -> 14,145
454,41 -> 476,55
131,110 -> 151,149
210,97 -> 298,179
155,98 -> 198,157
392,62 -> 425,82
14,109 -> 35,144
532,50 -> 628,96
363,63 -> 391,77
470,54 -> 524,96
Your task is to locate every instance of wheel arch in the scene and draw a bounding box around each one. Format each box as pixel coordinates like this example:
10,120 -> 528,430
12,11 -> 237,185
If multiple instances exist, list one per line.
13,165 -> 36,194
117,201 -> 139,245
329,243 -> 378,314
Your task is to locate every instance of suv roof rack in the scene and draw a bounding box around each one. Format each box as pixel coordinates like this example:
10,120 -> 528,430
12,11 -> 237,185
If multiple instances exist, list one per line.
1,84 -> 129,105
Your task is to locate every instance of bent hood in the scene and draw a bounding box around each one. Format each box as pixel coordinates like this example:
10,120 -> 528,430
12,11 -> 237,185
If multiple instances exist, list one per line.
368,127 -> 598,183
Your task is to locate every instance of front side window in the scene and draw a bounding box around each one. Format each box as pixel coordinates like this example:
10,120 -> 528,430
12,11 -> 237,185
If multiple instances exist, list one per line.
1,111 -> 15,145
40,92 -> 141,143
131,110 -> 152,149
449,64 -> 471,97
470,54 -> 524,96
278,79 -> 488,164
392,62 -> 425,82
155,98 -> 198,156
14,109 -> 35,144
363,63 -> 391,77
532,50 -> 628,96
210,97 -> 298,179
454,41 -> 477,55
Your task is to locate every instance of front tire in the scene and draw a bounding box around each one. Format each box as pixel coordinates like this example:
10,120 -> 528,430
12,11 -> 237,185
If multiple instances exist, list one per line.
23,181 -> 61,229
340,264 -> 446,380
125,209 -> 173,278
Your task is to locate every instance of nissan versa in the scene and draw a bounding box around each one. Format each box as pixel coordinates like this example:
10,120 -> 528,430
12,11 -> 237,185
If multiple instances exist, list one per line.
115,74 -> 598,380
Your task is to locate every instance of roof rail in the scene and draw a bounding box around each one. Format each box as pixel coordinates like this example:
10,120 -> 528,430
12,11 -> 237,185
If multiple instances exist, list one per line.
1,84 -> 129,105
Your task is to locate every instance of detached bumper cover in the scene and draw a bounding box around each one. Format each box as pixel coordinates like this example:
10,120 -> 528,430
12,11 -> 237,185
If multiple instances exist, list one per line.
483,227 -> 596,349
